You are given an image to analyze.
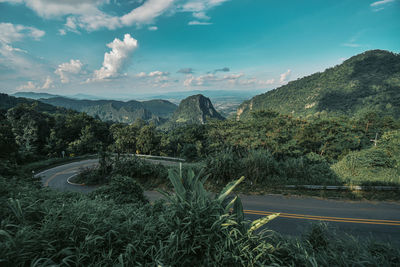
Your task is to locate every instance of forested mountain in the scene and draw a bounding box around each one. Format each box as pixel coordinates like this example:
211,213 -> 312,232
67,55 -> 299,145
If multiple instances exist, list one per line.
237,50 -> 400,120
0,93 -> 65,113
12,92 -> 61,99
38,97 -> 177,124
163,94 -> 224,128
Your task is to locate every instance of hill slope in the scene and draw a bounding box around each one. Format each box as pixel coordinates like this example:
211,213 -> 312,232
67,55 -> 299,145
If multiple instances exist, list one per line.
39,97 -> 177,124
0,93 -> 65,114
163,94 -> 224,128
237,50 -> 400,120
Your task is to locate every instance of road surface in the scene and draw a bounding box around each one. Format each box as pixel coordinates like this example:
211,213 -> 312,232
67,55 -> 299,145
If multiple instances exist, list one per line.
38,159 -> 400,245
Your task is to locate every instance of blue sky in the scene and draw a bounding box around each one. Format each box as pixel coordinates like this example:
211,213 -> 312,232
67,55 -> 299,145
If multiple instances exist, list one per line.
0,0 -> 399,98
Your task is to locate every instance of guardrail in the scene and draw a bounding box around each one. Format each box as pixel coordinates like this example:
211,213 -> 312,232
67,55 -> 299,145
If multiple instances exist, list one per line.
122,153 -> 186,162
285,185 -> 400,191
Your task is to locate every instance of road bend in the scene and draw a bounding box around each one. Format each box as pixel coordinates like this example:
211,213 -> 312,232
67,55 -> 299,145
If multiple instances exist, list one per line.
37,159 -> 400,245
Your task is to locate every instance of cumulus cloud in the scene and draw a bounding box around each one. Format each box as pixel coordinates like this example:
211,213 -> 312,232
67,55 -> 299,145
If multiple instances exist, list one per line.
91,34 -> 138,82
184,72 -> 243,86
135,70 -> 170,84
16,76 -> 54,91
1,0 -> 230,31
148,26 -> 158,31
42,76 -> 54,89
177,67 -> 194,74
279,69 -> 291,84
55,59 -> 83,83
0,22 -> 45,43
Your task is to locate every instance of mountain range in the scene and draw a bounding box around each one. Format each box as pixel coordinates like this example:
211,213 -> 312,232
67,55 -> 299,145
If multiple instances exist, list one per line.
237,50 -> 400,120
37,97 -> 177,124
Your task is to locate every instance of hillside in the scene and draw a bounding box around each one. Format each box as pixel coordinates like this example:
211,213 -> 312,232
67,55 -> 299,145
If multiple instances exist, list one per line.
237,50 -> 400,120
39,97 -> 177,124
0,93 -> 64,114
164,94 -> 224,128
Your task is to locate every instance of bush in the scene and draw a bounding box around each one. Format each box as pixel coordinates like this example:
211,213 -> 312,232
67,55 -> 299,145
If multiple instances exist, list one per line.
242,150 -> 279,184
205,148 -> 243,183
74,166 -> 109,185
112,156 -> 168,182
91,175 -> 148,204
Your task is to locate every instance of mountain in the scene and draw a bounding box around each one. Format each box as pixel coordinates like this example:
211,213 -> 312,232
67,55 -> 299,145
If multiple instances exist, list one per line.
164,94 -> 224,128
39,97 -> 177,124
237,50 -> 400,120
12,92 -> 61,100
0,93 -> 64,113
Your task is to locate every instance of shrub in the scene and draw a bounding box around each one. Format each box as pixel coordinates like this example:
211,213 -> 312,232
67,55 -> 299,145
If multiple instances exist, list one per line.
241,149 -> 279,184
91,175 -> 148,204
112,156 -> 168,183
205,148 -> 242,183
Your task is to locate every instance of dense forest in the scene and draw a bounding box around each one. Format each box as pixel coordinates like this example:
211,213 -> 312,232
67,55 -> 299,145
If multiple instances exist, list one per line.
1,92 -> 399,187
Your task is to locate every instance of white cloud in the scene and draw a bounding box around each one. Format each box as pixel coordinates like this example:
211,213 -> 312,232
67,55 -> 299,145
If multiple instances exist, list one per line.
58,29 -> 67,35
184,72 -> 244,86
188,21 -> 212,25
193,11 -> 210,20
239,78 -> 275,86
148,70 -> 169,77
1,0 -> 231,31
135,70 -> 170,84
16,76 -> 54,91
279,69 -> 291,84
342,43 -> 360,47
136,72 -> 147,78
181,0 -> 229,23
16,81 -> 37,91
42,76 -> 54,89
120,0 -> 174,26
91,34 -> 138,82
55,59 -> 83,83
148,26 -> 158,31
0,22 -> 45,43
370,0 -> 395,7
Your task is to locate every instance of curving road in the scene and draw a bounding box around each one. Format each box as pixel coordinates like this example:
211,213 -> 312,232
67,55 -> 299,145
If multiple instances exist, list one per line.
38,159 -> 400,245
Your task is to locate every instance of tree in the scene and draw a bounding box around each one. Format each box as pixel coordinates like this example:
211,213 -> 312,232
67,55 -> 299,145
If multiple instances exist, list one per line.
136,123 -> 159,155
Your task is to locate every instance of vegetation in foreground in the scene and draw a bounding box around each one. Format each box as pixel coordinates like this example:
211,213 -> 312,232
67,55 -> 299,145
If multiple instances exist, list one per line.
1,163 -> 399,266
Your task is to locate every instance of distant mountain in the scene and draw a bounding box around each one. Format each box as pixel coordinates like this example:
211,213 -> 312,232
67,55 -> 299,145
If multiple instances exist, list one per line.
237,50 -> 400,120
163,94 -> 224,128
39,97 -> 177,124
0,93 -> 65,113
69,93 -> 104,100
12,92 -> 61,100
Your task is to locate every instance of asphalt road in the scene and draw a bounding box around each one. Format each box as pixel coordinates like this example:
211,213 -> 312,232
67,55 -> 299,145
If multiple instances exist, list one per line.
38,159 -> 400,245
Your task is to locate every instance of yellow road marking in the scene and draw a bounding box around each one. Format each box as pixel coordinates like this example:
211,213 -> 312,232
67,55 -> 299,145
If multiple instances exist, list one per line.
244,210 -> 400,226
44,163 -> 96,186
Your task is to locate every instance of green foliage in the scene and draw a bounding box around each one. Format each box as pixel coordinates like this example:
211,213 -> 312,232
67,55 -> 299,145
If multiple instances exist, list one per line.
333,144 -> 400,186
1,167 -> 399,266
112,156 -> 168,183
205,149 -> 339,186
136,123 -> 159,155
91,175 -> 148,204
237,50 -> 400,119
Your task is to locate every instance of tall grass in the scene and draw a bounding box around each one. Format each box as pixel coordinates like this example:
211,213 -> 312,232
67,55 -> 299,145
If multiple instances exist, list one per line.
205,149 -> 340,186
1,169 -> 399,266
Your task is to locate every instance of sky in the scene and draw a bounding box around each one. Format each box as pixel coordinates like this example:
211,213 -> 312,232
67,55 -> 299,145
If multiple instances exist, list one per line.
0,0 -> 399,98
